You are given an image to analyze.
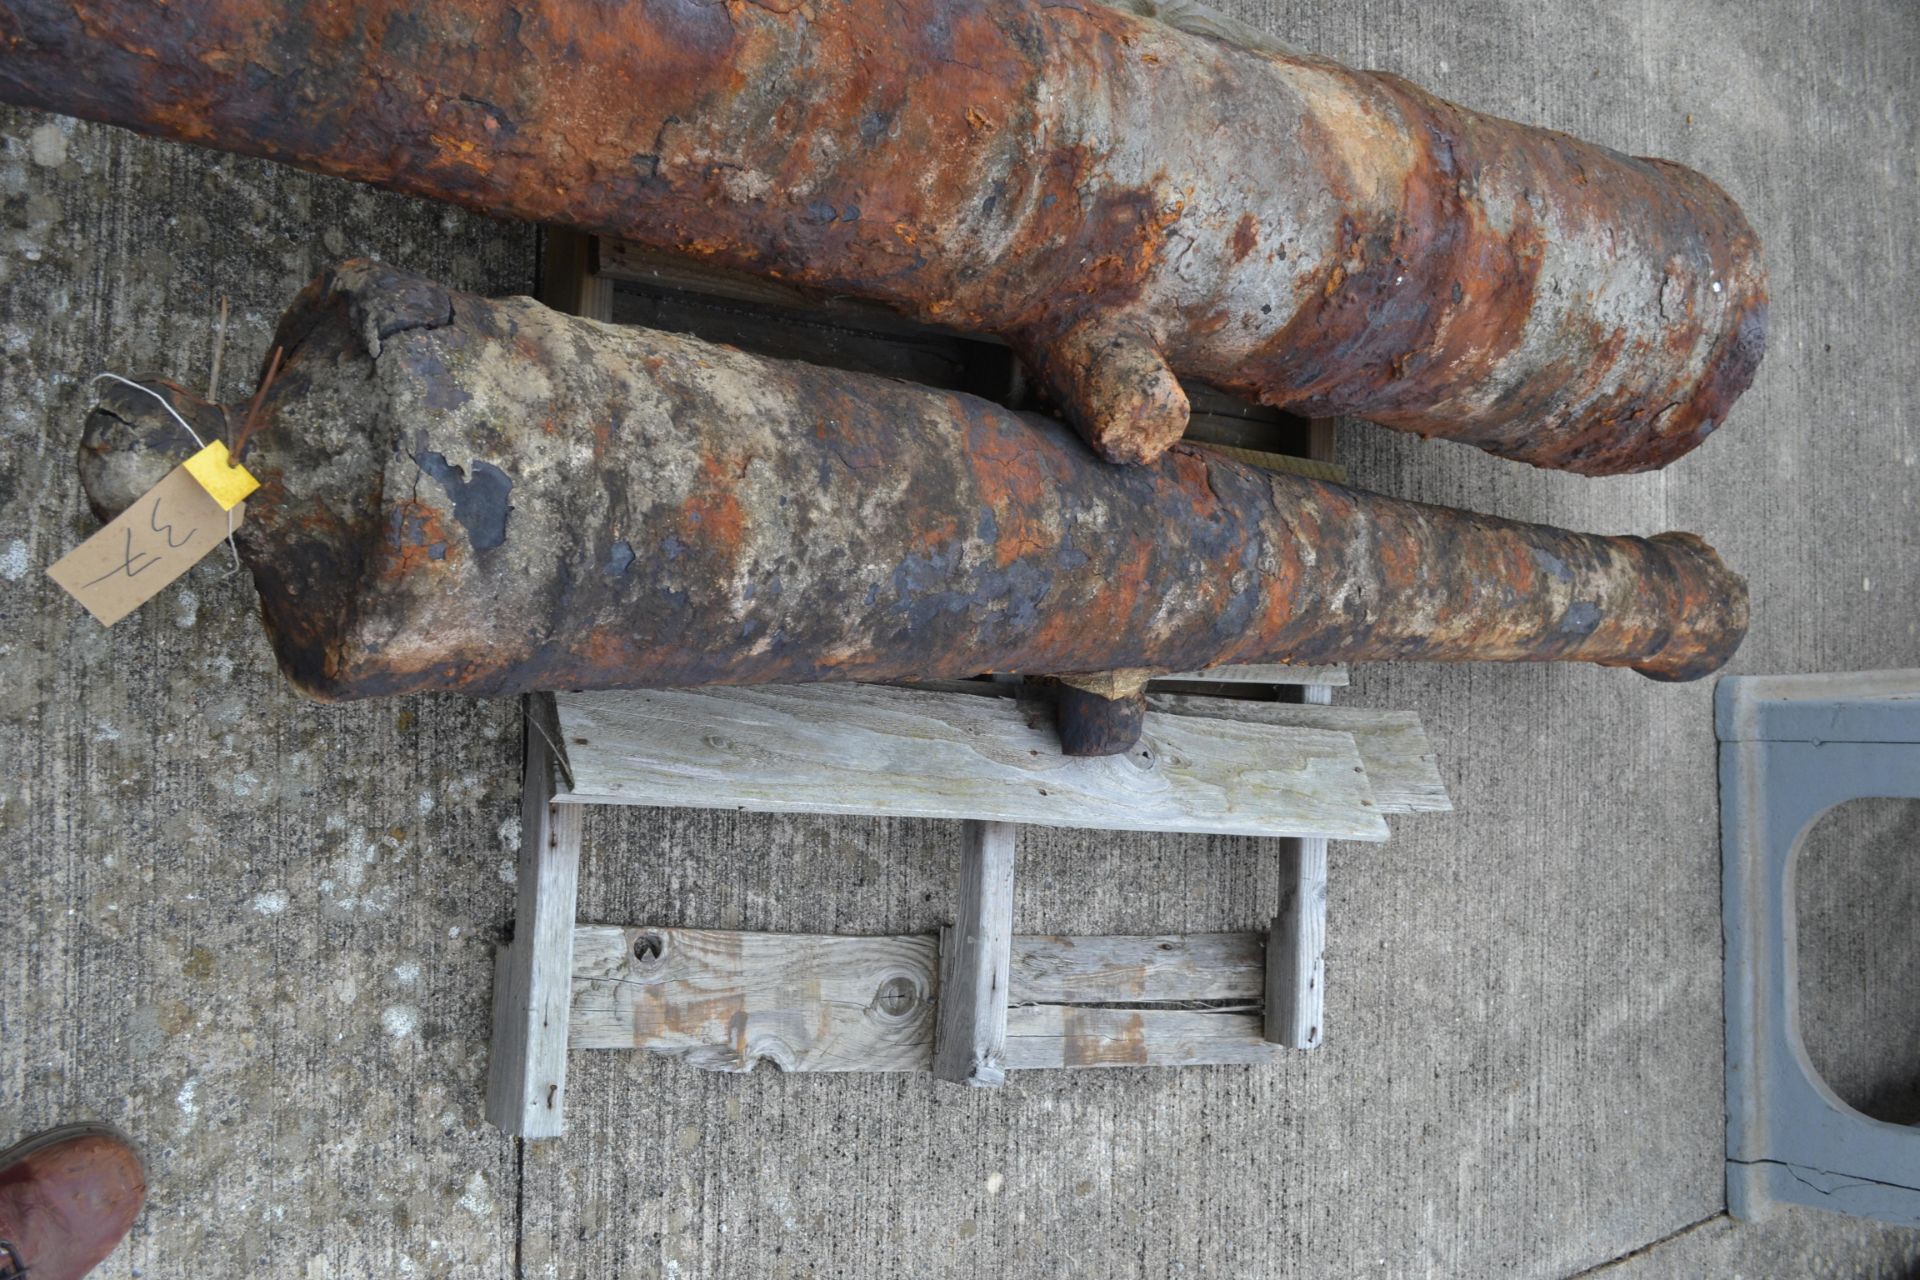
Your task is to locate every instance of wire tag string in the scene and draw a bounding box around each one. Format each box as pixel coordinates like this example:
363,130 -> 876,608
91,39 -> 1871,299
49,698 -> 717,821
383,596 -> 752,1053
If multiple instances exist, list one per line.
90,372 -> 244,574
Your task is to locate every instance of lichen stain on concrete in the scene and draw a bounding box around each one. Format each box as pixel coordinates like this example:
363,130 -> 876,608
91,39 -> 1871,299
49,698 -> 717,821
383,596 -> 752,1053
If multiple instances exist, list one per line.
27,119 -> 65,167
456,1171 -> 495,1217
382,1004 -> 421,1038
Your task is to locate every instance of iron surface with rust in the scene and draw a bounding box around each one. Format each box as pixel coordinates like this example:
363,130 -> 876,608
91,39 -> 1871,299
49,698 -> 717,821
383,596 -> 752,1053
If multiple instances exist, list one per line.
6,0 -> 1764,471
78,263 -> 1748,707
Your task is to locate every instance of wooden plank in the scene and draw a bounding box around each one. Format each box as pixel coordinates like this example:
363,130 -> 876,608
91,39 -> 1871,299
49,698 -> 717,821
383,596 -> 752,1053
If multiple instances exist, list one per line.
1010,933 -> 1265,1004
570,925 -> 1290,1072
598,236 -> 983,348
570,926 -> 939,1071
607,281 -> 986,391
1182,380 -> 1310,426
485,700 -> 586,1138
597,238 -> 1343,470
554,684 -> 1389,840
933,821 -> 1017,1087
540,227 -> 613,322
875,680 -> 1445,813
1188,440 -> 1346,483
1265,423 -> 1343,1048
1181,400 -> 1314,460
1003,1006 -> 1283,1070
1182,410 -> 1308,452
1308,418 -> 1339,466
1147,693 -> 1451,815
1267,679 -> 1335,1048
1266,834 -> 1329,1049
1154,662 -> 1350,687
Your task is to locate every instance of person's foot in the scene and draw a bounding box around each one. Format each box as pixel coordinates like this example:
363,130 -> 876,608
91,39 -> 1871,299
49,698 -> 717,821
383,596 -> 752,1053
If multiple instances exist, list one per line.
0,1124 -> 145,1280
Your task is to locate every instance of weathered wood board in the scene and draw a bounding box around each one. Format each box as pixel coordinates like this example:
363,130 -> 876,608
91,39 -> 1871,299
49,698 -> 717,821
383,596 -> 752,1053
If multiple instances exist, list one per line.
1265,679 -> 1337,1049
570,926 -> 940,1072
1261,427 -> 1344,1050
1002,1007 -> 1283,1070
1155,662 -> 1350,686
933,821 -> 1016,1086
573,927 -> 1284,1072
554,685 -> 1388,840
1186,442 -> 1347,483
1147,693 -> 1450,814
1009,933 -> 1265,1003
870,681 -> 1444,814
486,711 -> 585,1138
1267,835 -> 1329,1049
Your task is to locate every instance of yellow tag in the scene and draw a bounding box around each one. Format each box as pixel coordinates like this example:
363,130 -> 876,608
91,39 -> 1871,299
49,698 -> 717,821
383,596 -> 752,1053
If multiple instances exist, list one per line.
181,441 -> 259,512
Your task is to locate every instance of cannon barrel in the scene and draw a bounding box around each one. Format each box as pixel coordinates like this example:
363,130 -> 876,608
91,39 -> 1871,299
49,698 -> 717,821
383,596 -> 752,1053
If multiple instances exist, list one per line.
9,0 -> 1764,471
78,263 -> 1747,706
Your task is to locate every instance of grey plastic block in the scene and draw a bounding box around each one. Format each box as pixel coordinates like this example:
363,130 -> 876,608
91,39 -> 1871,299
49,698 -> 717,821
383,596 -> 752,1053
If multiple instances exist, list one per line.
1719,671 -> 1920,1226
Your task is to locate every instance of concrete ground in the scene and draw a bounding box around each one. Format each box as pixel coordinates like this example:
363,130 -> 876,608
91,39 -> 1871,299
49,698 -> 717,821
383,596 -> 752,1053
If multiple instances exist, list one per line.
1,0 -> 1916,1275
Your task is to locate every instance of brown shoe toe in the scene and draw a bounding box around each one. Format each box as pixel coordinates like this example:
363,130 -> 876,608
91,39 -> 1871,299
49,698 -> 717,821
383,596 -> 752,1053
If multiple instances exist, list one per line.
0,1124 -> 145,1280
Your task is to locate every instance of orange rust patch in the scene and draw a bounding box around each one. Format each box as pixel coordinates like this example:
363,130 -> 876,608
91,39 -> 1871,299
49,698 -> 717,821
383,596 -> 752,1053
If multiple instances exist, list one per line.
578,625 -> 643,672
683,453 -> 747,556
967,422 -> 1055,569
1230,212 -> 1258,262
911,512 -> 960,554
377,498 -> 456,579
1164,448 -> 1222,517
1374,511 -> 1425,594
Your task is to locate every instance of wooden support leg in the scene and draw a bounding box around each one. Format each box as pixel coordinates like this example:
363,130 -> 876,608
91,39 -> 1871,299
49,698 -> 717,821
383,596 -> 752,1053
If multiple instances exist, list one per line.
486,698 -> 585,1138
934,820 -> 1016,1087
1266,682 -> 1334,1049
1266,834 -> 1329,1049
1266,418 -> 1343,1051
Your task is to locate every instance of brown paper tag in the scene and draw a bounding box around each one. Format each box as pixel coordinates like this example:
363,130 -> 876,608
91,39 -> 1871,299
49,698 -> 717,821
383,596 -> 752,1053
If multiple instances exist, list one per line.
47,465 -> 245,627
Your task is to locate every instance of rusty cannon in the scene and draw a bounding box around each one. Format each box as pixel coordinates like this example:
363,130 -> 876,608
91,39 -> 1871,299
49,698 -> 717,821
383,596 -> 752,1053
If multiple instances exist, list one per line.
77,263 -> 1748,753
7,0 -> 1764,472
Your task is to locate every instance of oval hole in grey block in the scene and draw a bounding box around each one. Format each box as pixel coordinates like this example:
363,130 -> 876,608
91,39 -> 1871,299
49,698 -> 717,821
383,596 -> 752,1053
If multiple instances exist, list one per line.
1795,796 -> 1920,1125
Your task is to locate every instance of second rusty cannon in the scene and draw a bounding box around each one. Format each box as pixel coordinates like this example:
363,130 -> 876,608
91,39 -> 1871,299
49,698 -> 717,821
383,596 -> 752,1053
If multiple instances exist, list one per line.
8,0 -> 1766,472
79,263 -> 1748,753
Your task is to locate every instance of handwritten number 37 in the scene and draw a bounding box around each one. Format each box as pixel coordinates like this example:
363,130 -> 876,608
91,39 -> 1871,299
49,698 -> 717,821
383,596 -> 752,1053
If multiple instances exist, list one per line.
80,494 -> 198,589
